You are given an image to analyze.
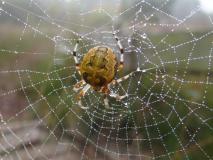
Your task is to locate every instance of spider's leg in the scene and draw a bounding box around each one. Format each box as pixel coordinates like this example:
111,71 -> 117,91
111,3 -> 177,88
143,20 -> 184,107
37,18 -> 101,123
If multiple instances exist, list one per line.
73,80 -> 85,92
107,72 -> 135,101
76,84 -> 90,109
111,72 -> 134,85
113,33 -> 124,71
100,86 -> 111,109
109,92 -> 128,101
72,39 -> 81,75
103,95 -> 110,109
78,100 -> 89,110
102,85 -> 127,108
77,84 -> 90,99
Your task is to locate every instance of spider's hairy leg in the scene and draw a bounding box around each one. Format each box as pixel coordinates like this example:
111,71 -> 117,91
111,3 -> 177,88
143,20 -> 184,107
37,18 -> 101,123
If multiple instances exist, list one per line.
113,33 -> 124,71
73,80 -> 85,92
76,84 -> 90,109
72,39 -> 81,75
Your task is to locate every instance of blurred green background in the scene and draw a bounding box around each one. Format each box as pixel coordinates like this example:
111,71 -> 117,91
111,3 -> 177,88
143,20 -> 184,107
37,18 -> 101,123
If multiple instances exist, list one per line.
0,0 -> 212,159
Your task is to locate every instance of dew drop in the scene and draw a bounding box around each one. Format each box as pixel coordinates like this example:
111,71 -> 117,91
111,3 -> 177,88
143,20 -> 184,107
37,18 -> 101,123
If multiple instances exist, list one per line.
142,33 -> 147,39
128,38 -> 131,43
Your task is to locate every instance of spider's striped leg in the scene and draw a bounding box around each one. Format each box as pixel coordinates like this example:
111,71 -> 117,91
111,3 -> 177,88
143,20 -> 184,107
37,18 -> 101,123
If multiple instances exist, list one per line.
72,39 -> 81,75
103,88 -> 127,108
103,91 -> 127,108
107,72 -> 135,101
103,95 -> 110,109
73,80 -> 85,92
76,84 -> 90,109
109,92 -> 128,101
100,86 -> 110,109
101,85 -> 126,108
113,33 -> 124,71
111,72 -> 135,85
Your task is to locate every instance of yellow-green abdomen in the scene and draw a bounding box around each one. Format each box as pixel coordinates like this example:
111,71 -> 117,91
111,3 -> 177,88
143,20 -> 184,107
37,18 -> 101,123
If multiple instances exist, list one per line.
80,46 -> 117,89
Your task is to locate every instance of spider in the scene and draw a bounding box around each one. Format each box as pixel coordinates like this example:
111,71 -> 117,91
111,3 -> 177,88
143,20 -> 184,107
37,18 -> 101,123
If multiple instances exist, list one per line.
72,34 -> 134,109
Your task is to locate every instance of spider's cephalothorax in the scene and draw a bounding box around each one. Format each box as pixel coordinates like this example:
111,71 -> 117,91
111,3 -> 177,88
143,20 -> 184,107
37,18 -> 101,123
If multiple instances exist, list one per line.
72,34 -> 132,109
80,46 -> 117,91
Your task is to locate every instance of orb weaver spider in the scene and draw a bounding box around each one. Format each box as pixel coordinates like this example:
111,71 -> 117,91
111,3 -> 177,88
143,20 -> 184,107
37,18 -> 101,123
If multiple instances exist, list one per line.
72,34 -> 133,109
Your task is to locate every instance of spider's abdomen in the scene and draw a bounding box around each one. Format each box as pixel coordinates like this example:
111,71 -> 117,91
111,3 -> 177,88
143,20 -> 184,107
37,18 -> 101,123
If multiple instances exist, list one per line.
80,46 -> 117,89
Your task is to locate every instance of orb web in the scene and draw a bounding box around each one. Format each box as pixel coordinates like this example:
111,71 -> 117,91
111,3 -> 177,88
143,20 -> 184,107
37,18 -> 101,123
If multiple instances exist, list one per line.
0,0 -> 212,159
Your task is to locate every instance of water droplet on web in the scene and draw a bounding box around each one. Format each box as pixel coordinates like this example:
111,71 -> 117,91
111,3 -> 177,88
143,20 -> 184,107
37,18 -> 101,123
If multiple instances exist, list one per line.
141,33 -> 147,39
128,38 -> 131,43
2,1 -> 5,5
142,69 -> 146,72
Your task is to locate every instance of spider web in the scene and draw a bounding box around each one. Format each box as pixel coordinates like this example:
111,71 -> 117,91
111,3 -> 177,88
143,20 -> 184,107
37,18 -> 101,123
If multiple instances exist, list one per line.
0,0 -> 212,159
